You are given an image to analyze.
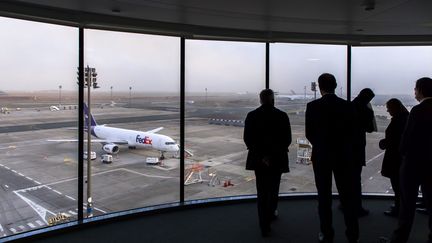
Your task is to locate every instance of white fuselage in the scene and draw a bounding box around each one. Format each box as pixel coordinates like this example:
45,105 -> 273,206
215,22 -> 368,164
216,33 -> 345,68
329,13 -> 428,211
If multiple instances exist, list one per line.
93,125 -> 179,153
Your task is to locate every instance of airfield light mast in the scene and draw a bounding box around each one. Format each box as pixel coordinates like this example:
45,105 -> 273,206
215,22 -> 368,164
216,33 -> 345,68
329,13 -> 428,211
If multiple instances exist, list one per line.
58,85 -> 62,108
311,82 -> 317,100
84,65 -> 99,217
129,86 -> 132,107
110,86 -> 113,101
205,88 -> 207,104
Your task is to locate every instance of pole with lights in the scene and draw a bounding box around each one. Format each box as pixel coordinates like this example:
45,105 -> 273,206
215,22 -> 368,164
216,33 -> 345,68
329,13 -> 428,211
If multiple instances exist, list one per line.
83,65 -> 99,217
110,86 -> 113,101
311,82 -> 317,100
129,86 -> 132,107
58,85 -> 62,108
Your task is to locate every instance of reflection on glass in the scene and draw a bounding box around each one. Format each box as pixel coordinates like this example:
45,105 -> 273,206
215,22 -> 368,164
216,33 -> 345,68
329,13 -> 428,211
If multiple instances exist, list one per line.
270,43 -> 347,193
84,29 -> 180,216
185,40 -> 265,200
0,17 -> 78,236
352,46 -> 432,194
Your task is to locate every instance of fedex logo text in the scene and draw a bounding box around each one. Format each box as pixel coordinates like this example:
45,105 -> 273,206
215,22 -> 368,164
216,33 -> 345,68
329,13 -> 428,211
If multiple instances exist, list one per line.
136,135 -> 152,145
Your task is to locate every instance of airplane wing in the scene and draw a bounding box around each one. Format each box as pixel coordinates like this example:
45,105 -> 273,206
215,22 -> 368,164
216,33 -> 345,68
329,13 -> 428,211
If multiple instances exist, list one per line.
48,139 -> 129,145
146,127 -> 164,133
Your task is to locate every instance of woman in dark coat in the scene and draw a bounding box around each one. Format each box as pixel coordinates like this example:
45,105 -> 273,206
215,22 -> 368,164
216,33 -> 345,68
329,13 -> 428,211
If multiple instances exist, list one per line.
379,98 -> 409,217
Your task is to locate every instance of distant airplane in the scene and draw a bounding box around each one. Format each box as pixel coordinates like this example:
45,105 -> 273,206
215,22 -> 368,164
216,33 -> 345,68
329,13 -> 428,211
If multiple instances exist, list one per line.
50,103 -> 181,159
1,107 -> 9,114
49,106 -> 60,111
275,90 -> 315,100
99,101 -> 122,108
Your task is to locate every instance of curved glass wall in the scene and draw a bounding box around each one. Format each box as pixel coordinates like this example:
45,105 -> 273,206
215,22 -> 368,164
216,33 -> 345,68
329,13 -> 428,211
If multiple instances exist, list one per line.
185,40 -> 265,200
84,29 -> 180,216
0,17 -> 78,236
2,13 -> 432,241
270,43 -> 348,193
352,46 -> 432,194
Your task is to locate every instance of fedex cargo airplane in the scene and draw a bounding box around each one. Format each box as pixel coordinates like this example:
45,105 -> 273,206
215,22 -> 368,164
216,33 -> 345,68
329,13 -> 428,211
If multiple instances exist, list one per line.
50,103 -> 180,159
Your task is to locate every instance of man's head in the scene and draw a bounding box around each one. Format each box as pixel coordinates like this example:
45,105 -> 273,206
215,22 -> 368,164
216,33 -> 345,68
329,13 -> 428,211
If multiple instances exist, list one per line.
318,73 -> 337,94
260,89 -> 274,106
415,77 -> 432,101
358,88 -> 375,103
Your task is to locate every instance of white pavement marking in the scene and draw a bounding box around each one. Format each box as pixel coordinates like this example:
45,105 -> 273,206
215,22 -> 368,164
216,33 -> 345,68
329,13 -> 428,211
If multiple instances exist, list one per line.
4,166 -> 10,170
53,190 -> 62,195
34,181 -> 41,185
26,177 -> 33,181
52,168 -> 175,187
63,213 -> 71,217
121,168 -> 175,179
18,173 -> 24,176
366,152 -> 385,165
35,220 -> 44,226
0,224 -> 5,236
94,207 -> 107,214
66,195 -> 76,201
11,170 -> 17,173
83,203 -> 107,214
13,191 -> 56,225
27,223 -> 36,229
68,210 -> 77,215
18,225 -> 25,230
4,185 -> 9,189
10,228 -> 17,234
0,164 -> 3,167
369,177 -> 374,180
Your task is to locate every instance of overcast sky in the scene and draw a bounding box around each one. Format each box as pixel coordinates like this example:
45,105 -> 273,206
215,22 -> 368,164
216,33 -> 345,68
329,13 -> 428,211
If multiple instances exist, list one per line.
1,16 -> 431,95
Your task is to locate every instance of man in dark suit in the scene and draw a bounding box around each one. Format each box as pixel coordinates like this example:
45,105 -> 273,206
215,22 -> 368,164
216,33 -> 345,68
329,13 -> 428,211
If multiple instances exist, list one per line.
306,73 -> 359,243
379,77 -> 432,243
244,89 -> 292,237
352,88 -> 376,217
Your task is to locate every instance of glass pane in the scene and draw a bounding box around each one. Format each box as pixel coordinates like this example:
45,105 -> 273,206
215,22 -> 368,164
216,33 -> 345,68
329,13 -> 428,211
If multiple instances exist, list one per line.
0,17 -> 78,236
84,29 -> 180,217
270,43 -> 347,193
185,40 -> 265,200
352,46 -> 432,194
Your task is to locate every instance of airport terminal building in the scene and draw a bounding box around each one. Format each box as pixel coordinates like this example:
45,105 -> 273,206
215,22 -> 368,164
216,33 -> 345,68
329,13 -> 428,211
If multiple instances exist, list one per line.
0,1 -> 431,242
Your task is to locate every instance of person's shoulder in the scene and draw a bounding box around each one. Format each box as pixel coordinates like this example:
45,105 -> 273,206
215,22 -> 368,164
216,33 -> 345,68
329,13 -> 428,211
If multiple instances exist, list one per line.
307,98 -> 320,106
273,106 -> 287,114
419,98 -> 432,108
334,95 -> 348,103
246,107 -> 260,119
248,106 -> 261,114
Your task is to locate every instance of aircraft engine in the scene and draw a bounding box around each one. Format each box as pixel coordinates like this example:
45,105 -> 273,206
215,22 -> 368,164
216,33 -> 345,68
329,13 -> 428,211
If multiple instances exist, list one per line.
103,144 -> 119,154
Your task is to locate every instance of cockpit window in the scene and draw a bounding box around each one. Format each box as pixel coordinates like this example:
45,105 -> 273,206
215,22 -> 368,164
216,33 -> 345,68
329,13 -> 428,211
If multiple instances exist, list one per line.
165,142 -> 176,145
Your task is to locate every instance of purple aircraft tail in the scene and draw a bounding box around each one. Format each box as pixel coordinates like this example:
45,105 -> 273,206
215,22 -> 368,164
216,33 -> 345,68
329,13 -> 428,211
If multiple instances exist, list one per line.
84,103 -> 98,127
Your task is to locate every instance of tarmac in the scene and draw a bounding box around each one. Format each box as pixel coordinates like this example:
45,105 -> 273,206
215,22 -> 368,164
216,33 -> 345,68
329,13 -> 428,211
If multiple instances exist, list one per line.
0,95 -> 393,237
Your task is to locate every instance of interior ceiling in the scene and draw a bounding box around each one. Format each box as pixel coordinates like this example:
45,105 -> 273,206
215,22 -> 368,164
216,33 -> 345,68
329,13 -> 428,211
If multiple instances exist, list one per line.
2,0 -> 432,43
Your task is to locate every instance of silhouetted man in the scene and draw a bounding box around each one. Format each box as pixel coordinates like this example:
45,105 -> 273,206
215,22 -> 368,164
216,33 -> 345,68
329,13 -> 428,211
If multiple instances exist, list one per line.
352,88 -> 376,217
379,77 -> 432,243
306,73 -> 359,243
244,89 -> 292,237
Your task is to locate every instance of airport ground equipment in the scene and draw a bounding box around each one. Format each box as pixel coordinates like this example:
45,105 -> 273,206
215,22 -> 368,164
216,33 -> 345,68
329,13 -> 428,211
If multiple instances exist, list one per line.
84,151 -> 97,160
145,157 -> 159,165
184,163 -> 207,185
101,154 -> 113,164
296,138 -> 312,165
208,169 -> 220,187
208,118 -> 244,127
